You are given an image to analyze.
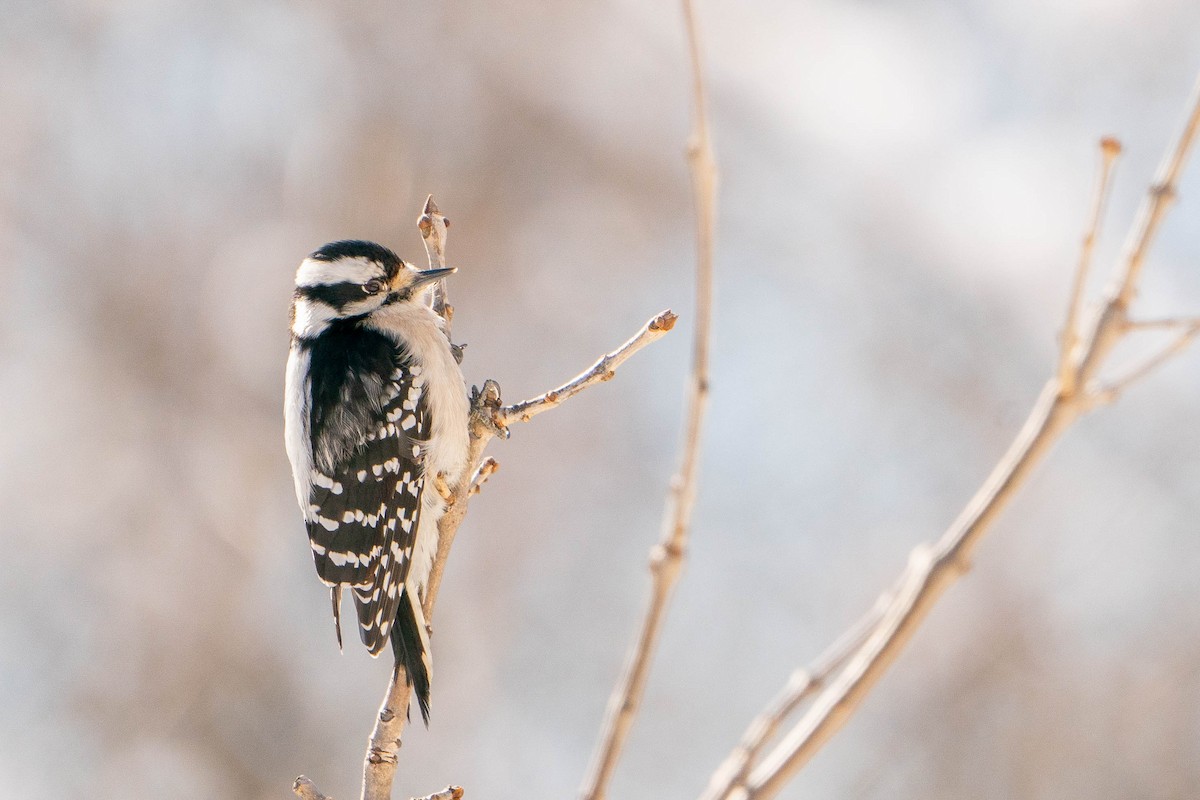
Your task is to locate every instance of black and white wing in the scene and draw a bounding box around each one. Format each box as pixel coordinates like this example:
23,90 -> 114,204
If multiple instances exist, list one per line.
305,366 -> 429,655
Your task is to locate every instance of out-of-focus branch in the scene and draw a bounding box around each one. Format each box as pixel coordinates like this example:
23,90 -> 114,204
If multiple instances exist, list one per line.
1059,137 -> 1121,393
1115,82 -> 1200,306
1126,316 -> 1200,331
704,76 -> 1200,800
700,598 -> 890,800
1089,321 -> 1200,406
297,202 -> 677,800
579,2 -> 716,798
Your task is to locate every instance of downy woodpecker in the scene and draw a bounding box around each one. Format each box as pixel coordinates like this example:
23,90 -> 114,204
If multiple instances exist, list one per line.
284,240 -> 469,723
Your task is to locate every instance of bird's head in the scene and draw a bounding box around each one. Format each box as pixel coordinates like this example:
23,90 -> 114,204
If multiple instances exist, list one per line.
291,240 -> 455,337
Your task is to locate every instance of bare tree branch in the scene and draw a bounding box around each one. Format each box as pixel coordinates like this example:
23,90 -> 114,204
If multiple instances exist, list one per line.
1115,80 -> 1200,306
705,75 -> 1200,800
1059,137 -> 1121,393
469,456 -> 499,495
410,787 -> 464,800
700,598 -> 890,800
496,310 -> 678,427
419,195 -> 452,328
1088,322 -> 1200,407
295,776 -> 335,800
579,1 -> 716,797
1125,316 -> 1200,331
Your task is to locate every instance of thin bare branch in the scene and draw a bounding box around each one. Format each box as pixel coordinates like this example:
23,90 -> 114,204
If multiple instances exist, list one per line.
742,381 -> 1075,800
419,195 -> 452,328
700,598 -> 889,800
496,310 -> 678,427
362,672 -> 410,800
579,2 -> 716,798
1059,137 -> 1121,393
1125,316 -> 1200,331
295,776 -> 335,800
410,787 -> 464,800
469,456 -> 499,495
1115,78 -> 1200,306
708,74 -> 1200,800
1089,322 -> 1200,406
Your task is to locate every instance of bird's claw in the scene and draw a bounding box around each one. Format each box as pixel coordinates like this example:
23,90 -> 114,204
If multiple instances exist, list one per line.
434,472 -> 455,504
469,379 -> 509,440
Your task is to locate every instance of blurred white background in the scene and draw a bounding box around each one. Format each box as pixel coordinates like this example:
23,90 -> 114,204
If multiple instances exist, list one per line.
2,1 -> 1199,798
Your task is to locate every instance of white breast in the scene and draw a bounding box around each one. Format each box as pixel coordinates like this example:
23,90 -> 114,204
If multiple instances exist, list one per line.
284,346 -> 314,514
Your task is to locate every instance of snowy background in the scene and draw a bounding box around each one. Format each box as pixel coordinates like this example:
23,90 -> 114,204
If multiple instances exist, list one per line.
2,0 -> 1199,798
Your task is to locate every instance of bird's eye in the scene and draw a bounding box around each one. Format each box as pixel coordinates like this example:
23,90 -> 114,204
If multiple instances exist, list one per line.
363,279 -> 386,295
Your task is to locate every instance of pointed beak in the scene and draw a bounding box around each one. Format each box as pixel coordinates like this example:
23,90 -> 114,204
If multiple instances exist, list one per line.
408,267 -> 456,290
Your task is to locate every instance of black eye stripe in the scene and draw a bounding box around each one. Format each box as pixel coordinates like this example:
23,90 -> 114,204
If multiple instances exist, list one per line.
297,282 -> 375,310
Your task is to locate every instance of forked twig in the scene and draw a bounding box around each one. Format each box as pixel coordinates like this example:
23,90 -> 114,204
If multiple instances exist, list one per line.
497,310 -> 678,427
705,76 -> 1200,800
1089,322 -> 1200,406
1060,137 -> 1121,393
700,597 -> 890,800
579,1 -> 717,797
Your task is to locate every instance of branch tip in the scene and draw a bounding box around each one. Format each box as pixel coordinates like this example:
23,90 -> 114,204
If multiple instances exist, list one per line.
410,787 -> 464,800
470,457 -> 500,495
650,310 -> 678,332
418,194 -> 451,325
293,776 -> 333,800
496,311 -> 676,429
1059,132 -> 1123,392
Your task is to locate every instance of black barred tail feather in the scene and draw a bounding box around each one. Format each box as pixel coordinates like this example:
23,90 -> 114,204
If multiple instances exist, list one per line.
392,586 -> 433,726
353,575 -> 401,657
331,586 -> 344,651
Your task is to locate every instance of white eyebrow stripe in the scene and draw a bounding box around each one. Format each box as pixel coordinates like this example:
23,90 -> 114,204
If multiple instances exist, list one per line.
296,256 -> 382,287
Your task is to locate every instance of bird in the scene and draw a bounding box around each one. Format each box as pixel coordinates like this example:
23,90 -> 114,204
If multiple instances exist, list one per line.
284,239 -> 469,724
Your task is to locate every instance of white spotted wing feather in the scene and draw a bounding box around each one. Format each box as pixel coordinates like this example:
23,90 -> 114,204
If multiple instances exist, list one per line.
305,368 -> 429,654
